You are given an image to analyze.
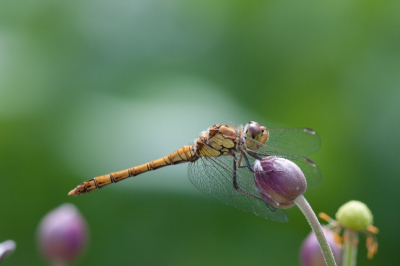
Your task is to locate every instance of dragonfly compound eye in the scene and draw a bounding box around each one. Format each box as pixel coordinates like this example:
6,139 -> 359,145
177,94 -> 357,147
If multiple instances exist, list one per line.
247,121 -> 262,140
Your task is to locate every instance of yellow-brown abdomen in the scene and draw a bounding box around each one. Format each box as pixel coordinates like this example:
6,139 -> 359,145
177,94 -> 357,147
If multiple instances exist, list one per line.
68,145 -> 196,196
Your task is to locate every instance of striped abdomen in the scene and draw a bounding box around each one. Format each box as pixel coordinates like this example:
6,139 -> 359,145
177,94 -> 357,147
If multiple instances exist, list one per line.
68,145 -> 196,196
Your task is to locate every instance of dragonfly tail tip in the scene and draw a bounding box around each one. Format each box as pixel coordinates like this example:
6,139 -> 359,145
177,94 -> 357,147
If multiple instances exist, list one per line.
68,189 -> 79,196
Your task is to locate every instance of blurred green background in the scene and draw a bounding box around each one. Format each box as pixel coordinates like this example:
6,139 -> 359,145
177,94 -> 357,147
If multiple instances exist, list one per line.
1,0 -> 399,265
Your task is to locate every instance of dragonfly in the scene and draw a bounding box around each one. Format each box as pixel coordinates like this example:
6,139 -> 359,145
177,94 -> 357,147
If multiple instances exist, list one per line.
68,121 -> 321,222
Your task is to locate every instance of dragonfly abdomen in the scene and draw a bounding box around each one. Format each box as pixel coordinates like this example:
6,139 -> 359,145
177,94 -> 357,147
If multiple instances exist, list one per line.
68,145 -> 196,196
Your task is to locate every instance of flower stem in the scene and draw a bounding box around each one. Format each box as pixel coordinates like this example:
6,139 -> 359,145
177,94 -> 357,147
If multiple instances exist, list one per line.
294,195 -> 337,266
342,229 -> 358,266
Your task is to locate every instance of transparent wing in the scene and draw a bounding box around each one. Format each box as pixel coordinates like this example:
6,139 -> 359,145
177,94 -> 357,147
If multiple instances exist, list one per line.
188,155 -> 288,222
246,129 -> 322,188
265,128 -> 321,156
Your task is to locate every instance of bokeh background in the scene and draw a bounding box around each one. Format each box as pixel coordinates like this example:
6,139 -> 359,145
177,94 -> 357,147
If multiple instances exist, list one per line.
1,0 -> 399,265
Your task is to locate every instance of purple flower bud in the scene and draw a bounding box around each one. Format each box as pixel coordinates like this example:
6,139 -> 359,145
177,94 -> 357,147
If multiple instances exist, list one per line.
254,157 -> 307,209
0,240 -> 16,262
37,203 -> 89,265
300,227 -> 342,266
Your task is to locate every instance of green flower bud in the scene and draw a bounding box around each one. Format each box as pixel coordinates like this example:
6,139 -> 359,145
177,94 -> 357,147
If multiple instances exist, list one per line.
335,200 -> 373,231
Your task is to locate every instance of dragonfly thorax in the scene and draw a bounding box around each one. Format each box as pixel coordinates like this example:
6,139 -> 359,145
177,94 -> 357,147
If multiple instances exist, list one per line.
193,124 -> 239,158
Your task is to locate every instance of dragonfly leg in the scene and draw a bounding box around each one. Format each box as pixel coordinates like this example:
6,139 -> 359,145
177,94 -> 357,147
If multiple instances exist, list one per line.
232,155 -> 262,200
237,152 -> 255,173
245,150 -> 264,160
235,154 -> 278,212
237,153 -> 244,168
238,151 -> 274,174
246,149 -> 286,161
237,152 -> 252,170
231,154 -> 278,212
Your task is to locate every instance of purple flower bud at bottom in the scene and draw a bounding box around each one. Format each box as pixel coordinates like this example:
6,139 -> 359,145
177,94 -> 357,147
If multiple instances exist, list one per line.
0,240 -> 16,262
254,157 -> 307,209
37,203 -> 88,264
300,227 -> 342,266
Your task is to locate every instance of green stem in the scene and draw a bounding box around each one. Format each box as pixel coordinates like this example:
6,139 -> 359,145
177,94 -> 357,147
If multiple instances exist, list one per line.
342,229 -> 358,266
294,195 -> 337,266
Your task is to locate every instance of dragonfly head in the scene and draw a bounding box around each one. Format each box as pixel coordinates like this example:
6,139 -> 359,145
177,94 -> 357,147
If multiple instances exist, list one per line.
244,121 -> 268,150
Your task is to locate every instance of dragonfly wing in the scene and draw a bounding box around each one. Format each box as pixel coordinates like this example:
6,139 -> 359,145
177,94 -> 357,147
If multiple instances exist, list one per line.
188,155 -> 288,222
248,146 -> 322,189
264,128 -> 321,156
246,128 -> 322,189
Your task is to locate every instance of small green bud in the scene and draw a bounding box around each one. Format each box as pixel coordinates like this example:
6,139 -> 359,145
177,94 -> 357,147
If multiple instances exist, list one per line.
335,200 -> 373,231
